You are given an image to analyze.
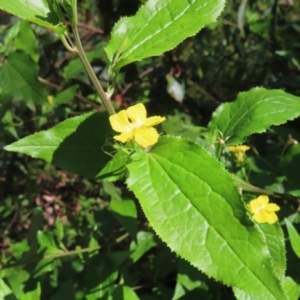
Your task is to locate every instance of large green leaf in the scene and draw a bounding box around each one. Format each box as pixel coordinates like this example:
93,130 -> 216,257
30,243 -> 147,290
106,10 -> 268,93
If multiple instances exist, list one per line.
208,88 -> 300,145
105,0 -> 225,71
4,112 -> 112,178
0,52 -> 47,105
0,0 -> 65,35
126,136 -> 287,299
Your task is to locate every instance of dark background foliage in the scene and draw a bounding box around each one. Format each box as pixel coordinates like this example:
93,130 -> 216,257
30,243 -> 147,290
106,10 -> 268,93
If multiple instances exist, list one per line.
0,0 -> 299,299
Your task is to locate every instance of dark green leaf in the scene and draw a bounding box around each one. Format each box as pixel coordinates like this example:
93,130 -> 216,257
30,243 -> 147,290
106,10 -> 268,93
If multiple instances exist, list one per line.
5,112 -> 112,178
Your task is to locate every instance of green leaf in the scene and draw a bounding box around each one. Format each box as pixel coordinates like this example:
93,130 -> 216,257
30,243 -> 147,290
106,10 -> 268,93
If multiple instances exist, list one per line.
20,282 -> 41,300
129,231 -> 156,263
105,0 -> 225,71
0,52 -> 47,105
0,278 -> 13,299
126,136 -> 287,300
37,231 -> 63,255
232,223 -> 286,299
109,285 -> 139,300
63,46 -> 108,80
0,0 -> 66,35
110,199 -> 137,239
14,21 -> 39,62
55,218 -> 64,244
4,112 -> 112,178
280,144 -> 300,196
208,87 -> 300,145
282,277 -> 300,300
173,260 -> 211,300
54,85 -> 78,106
285,218 -> 300,259
98,150 -> 128,182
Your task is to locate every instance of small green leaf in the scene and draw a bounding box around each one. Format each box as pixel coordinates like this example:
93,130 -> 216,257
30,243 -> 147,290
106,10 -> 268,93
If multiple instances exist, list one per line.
0,0 -> 66,35
106,0 -> 225,71
208,87 -> 300,145
54,85 -> 78,106
0,52 -> 47,104
126,136 -> 287,300
111,199 -> 137,239
0,279 -> 13,299
98,150 -> 128,182
55,218 -> 64,243
130,231 -> 156,263
282,277 -> 300,300
4,112 -> 112,178
285,218 -> 300,259
14,21 -> 39,62
109,285 -> 139,300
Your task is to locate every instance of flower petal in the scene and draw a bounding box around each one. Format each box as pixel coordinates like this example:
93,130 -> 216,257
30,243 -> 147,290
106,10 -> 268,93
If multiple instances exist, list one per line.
266,203 -> 280,212
113,131 -> 134,143
247,195 -> 268,213
134,127 -> 159,148
144,116 -> 166,127
266,212 -> 278,224
126,103 -> 147,127
109,111 -> 133,132
252,211 -> 269,223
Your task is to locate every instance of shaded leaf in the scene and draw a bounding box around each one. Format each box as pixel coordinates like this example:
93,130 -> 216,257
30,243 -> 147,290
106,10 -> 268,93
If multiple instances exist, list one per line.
5,112 -> 112,178
0,52 -> 47,105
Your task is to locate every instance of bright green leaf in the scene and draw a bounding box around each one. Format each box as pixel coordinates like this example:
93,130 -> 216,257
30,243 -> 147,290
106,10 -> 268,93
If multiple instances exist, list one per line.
4,112 -> 112,178
109,285 -> 139,300
0,0 -> 66,35
20,282 -> 41,300
285,218 -> 300,259
130,231 -> 156,263
208,87 -> 300,145
0,278 -> 13,299
105,0 -> 225,71
126,136 -> 287,300
282,277 -> 300,300
0,52 -> 47,105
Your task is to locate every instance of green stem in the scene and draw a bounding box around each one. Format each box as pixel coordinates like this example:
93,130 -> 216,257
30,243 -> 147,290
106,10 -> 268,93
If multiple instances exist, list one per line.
72,26 -> 116,115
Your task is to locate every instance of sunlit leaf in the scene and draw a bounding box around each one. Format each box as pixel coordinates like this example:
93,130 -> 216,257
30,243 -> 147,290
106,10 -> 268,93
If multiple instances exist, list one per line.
209,87 -> 300,145
127,136 -> 287,299
106,0 -> 225,71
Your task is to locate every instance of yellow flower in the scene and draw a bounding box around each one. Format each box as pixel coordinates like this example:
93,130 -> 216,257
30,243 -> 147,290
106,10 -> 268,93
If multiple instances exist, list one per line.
228,145 -> 250,162
109,103 -> 165,148
247,195 -> 280,224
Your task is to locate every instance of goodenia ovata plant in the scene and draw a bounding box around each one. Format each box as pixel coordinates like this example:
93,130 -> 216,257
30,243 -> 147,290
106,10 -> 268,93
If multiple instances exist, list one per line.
2,0 -> 300,299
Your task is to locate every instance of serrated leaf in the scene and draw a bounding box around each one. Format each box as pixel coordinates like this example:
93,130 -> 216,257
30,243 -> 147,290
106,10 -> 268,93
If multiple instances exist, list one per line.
0,52 -> 47,104
282,277 -> 300,300
0,0 -> 66,35
285,218 -> 300,259
106,0 -> 225,71
208,87 -> 300,145
126,136 -> 287,300
4,112 -> 112,178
